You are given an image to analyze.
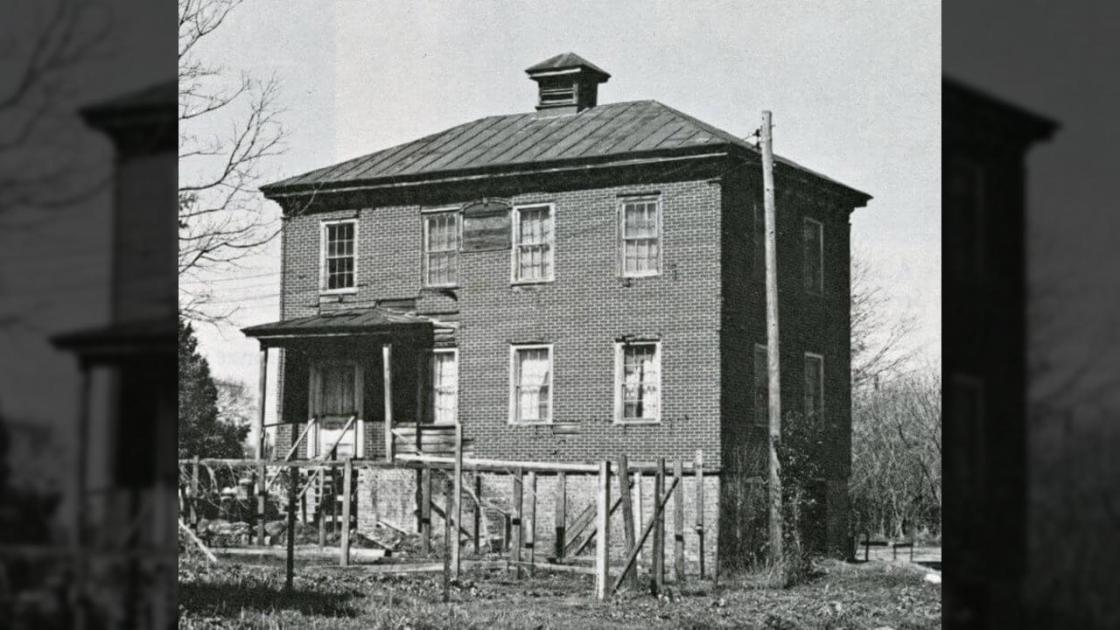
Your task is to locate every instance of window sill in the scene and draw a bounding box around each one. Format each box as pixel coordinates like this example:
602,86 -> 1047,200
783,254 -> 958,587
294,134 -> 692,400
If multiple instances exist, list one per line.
511,279 -> 554,288
508,419 -> 554,426
614,419 -> 662,426
320,288 -> 358,296
422,284 -> 460,291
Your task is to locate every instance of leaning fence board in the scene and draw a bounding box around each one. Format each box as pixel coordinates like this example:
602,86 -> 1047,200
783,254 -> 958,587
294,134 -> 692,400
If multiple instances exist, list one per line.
340,458 -> 353,567
652,458 -> 665,592
569,498 -> 622,557
594,460 -> 610,600
609,476 -> 680,596
510,468 -> 523,578
525,471 -> 537,577
179,520 -> 217,563
673,459 -> 685,583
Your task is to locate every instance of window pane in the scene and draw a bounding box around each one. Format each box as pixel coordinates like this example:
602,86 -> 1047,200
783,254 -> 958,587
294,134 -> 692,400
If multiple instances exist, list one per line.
515,348 -> 550,421
433,352 -> 458,424
324,222 -> 356,289
621,344 -> 659,421
621,200 -> 659,275
424,213 -> 459,285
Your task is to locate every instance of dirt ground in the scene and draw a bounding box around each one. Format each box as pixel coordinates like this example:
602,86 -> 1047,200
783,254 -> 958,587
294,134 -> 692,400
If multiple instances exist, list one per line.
178,554 -> 941,629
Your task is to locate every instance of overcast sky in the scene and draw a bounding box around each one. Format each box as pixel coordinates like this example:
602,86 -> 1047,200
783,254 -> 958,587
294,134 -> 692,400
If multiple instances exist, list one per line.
184,1 -> 941,412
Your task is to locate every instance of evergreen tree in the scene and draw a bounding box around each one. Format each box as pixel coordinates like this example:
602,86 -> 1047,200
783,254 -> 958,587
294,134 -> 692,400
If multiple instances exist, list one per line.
178,319 -> 249,458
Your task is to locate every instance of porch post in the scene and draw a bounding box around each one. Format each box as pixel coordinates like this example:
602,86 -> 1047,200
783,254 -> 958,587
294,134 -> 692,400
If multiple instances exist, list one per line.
257,347 -> 268,460
382,344 -> 393,462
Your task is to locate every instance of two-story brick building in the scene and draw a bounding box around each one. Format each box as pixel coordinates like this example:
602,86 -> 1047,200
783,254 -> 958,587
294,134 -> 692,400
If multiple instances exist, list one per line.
244,54 -> 870,565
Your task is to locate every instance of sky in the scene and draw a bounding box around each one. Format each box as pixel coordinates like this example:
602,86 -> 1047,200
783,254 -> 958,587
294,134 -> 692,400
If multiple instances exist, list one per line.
183,1 -> 942,420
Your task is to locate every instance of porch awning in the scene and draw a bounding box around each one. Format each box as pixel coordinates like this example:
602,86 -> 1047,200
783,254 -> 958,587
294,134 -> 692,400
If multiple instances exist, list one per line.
52,317 -> 175,364
241,307 -> 435,343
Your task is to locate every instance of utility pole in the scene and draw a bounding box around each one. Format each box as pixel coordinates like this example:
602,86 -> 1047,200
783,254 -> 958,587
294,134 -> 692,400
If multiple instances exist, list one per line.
760,110 -> 783,566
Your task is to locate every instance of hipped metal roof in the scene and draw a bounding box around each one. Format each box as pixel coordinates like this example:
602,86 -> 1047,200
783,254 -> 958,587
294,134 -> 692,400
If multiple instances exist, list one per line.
260,100 -> 870,203
241,307 -> 434,339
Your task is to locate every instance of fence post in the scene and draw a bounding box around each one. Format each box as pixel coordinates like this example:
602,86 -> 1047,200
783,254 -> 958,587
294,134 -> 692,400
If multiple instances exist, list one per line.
442,477 -> 452,603
190,456 -> 200,525
257,461 -> 267,546
452,424 -> 463,577
473,474 -> 482,555
695,449 -> 705,579
317,468 -> 326,547
618,455 -> 638,590
420,467 -> 432,554
674,459 -> 685,583
525,471 -> 537,577
653,457 -> 665,593
633,471 -> 643,568
285,465 -> 296,593
510,468 -> 523,579
595,460 -> 611,600
340,458 -> 353,566
554,471 -> 567,561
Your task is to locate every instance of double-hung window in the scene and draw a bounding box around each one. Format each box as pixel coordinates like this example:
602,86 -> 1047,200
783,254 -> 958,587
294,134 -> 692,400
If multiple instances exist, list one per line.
423,211 -> 460,287
431,349 -> 459,424
512,204 -> 554,283
803,217 -> 824,295
321,219 -> 357,292
510,345 -> 552,423
620,196 -> 660,276
803,353 -> 824,421
615,341 -> 661,423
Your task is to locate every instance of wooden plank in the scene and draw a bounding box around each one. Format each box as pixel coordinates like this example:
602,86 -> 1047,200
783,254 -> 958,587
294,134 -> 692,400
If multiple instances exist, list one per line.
178,520 -> 217,563
595,460 -> 610,601
442,477 -> 452,603
472,475 -> 481,554
285,466 -> 296,592
618,455 -> 637,589
420,467 -> 432,554
340,458 -> 353,567
609,476 -> 680,596
512,560 -> 596,575
673,459 -> 685,583
525,471 -> 537,577
510,469 -> 523,579
451,424 -> 463,578
570,497 -> 622,557
318,469 -> 326,547
257,349 -> 268,460
695,450 -> 705,579
554,471 -> 566,560
761,110 -> 784,567
257,462 -> 267,547
184,456 -> 702,475
653,458 -> 665,593
383,344 -> 393,462
633,472 -> 643,568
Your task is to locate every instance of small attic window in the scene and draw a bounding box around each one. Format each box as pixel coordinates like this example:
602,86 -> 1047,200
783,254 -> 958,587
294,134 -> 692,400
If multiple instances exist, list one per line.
540,86 -> 576,106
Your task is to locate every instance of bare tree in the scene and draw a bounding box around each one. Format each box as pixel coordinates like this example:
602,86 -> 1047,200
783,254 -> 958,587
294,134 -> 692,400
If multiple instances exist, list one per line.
0,0 -> 113,222
178,0 -> 285,320
850,254 -> 919,392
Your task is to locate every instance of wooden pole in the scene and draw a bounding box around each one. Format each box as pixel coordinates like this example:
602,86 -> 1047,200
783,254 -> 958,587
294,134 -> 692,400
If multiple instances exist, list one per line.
554,472 -> 567,561
74,365 -> 91,630
340,458 -> 353,566
618,455 -> 638,589
451,424 -> 463,577
317,468 -> 326,547
257,348 -> 268,460
595,460 -> 610,601
673,459 -> 685,582
257,462 -> 267,546
525,471 -> 537,577
190,456 -> 200,525
652,458 -> 665,593
285,467 -> 296,593
473,474 -> 482,554
442,477 -> 452,603
761,109 -> 784,566
420,467 -> 432,554
510,468 -> 523,578
382,344 -> 394,462
695,450 -> 705,579
633,471 -> 643,568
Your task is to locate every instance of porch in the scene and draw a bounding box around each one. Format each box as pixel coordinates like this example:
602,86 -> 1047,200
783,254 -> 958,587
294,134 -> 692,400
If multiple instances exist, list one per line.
242,307 -> 471,463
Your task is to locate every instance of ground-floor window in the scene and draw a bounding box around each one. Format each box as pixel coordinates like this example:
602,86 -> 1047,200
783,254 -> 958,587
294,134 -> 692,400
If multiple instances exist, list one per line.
615,341 -> 661,423
432,349 -> 458,424
510,344 -> 552,423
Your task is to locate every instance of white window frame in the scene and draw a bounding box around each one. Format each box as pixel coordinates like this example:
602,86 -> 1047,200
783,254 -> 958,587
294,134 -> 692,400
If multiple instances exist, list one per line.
319,218 -> 359,294
803,352 -> 825,421
511,203 -> 555,284
422,209 -> 461,288
613,340 -> 662,424
508,343 -> 554,425
803,217 -> 824,295
306,360 -> 365,458
618,195 -> 662,278
431,348 -> 459,425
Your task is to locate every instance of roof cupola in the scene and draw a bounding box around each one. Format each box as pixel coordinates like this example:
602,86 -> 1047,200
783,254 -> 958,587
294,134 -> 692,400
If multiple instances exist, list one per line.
525,52 -> 610,115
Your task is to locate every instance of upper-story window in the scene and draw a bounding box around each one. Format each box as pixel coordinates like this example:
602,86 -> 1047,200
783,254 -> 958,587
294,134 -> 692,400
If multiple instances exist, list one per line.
510,344 -> 552,423
803,352 -> 824,420
512,204 -> 554,283
423,210 -> 460,287
615,341 -> 661,423
321,219 -> 357,293
620,196 -> 660,276
803,217 -> 824,295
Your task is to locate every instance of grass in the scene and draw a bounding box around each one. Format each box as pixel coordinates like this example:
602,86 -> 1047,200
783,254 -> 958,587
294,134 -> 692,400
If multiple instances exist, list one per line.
178,556 -> 941,629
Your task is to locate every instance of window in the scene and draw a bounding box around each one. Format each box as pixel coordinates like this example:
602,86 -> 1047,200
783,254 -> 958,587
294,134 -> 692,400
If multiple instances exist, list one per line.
803,353 -> 824,420
321,220 -> 357,292
423,211 -> 460,286
803,218 -> 823,295
615,341 -> 661,423
620,196 -> 660,276
512,204 -> 554,282
432,349 -> 459,424
753,344 -> 769,426
510,345 -> 552,423
752,200 -> 765,280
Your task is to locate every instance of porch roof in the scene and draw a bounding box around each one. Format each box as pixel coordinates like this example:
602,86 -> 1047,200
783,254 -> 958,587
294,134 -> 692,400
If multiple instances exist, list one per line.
241,307 -> 434,342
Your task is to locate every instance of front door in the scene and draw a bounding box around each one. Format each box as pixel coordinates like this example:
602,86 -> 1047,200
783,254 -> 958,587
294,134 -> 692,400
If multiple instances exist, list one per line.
309,361 -> 364,458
